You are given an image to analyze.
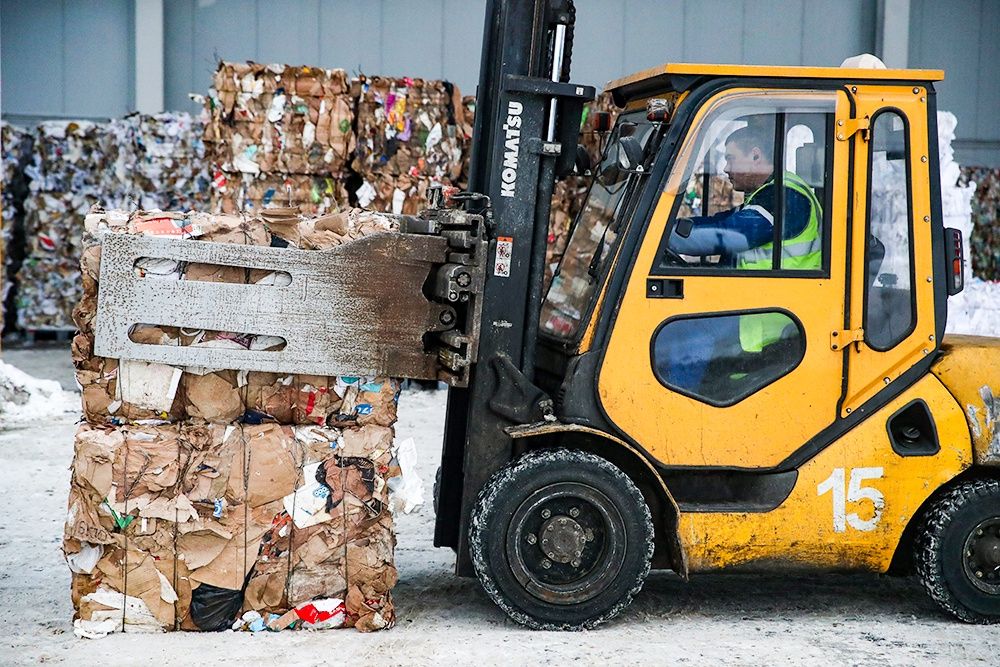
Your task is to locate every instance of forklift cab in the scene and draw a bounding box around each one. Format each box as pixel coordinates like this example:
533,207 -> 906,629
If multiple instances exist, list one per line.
469,63 -> 995,631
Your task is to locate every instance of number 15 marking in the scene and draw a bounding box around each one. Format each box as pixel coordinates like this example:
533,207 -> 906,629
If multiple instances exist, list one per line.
817,467 -> 885,533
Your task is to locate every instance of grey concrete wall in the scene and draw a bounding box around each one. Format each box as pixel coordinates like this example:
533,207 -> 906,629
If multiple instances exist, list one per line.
1,0 -> 133,121
160,0 -> 878,112
909,0 -> 1000,167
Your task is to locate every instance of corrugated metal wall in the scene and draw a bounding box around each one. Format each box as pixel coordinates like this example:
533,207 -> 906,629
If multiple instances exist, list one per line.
1,0 -> 997,165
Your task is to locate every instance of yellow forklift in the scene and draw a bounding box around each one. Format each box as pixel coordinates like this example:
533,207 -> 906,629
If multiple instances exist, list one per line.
96,0 -> 999,630
445,1 -> 998,630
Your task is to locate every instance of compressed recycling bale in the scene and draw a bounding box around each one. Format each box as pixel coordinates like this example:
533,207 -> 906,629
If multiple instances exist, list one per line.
204,62 -> 355,177
354,171 -> 433,216
1,121 -> 33,331
352,75 -> 469,182
73,207 -> 398,426
16,116 -> 208,331
105,112 -> 210,211
960,167 -> 1000,281
66,419 -> 400,634
350,76 -> 471,217
16,255 -> 82,330
210,171 -> 348,216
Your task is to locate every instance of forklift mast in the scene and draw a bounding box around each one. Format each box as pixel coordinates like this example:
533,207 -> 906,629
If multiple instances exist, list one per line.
433,0 -> 595,573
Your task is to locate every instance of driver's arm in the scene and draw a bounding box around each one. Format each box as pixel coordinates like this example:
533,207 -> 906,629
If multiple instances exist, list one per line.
667,207 -> 774,256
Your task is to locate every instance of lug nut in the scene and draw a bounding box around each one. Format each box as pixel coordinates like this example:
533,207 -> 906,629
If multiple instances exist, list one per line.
584,529 -> 594,542
526,534 -> 537,545
558,518 -> 567,526
571,559 -> 581,568
569,507 -> 579,518
541,509 -> 551,519
541,559 -> 552,569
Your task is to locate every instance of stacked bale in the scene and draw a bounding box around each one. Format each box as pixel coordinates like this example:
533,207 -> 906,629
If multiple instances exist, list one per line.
1,121 -> 34,331
106,112 -> 210,212
66,207 -> 403,636
960,167 -> 1000,281
351,75 -> 471,214
16,121 -> 109,330
14,116 -> 208,333
204,62 -> 354,215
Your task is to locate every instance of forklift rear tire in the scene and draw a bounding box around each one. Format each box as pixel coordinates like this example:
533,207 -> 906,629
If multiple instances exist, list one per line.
470,448 -> 654,630
915,478 -> 1000,623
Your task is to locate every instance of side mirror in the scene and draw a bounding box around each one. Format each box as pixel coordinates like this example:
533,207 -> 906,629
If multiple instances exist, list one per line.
617,136 -> 644,171
575,144 -> 592,175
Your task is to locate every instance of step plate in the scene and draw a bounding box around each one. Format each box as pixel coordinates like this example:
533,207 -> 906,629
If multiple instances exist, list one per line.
94,232 -> 456,381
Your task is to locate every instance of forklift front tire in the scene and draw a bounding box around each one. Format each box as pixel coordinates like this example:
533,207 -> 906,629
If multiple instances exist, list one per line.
470,448 -> 654,630
915,478 -> 1000,623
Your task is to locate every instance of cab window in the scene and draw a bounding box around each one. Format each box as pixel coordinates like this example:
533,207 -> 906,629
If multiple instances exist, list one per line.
541,110 -> 657,339
651,310 -> 805,406
865,110 -> 915,350
653,92 -> 835,275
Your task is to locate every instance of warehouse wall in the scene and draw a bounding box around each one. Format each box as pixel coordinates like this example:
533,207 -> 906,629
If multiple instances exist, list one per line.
909,0 -> 1000,167
0,0 -> 134,121
160,0 -> 877,112
1,0 -> 997,167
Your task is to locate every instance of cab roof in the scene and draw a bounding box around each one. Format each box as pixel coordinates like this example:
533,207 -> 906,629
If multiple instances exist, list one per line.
606,62 -> 945,104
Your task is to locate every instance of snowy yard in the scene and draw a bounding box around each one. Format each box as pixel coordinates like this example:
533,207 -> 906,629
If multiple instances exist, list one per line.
0,346 -> 998,666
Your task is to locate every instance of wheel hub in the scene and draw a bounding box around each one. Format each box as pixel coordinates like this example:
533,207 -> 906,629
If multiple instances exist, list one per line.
540,515 -> 586,564
964,517 -> 1000,595
505,482 -> 626,605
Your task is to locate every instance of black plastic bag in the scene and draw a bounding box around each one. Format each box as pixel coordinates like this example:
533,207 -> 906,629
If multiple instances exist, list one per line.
190,583 -> 245,631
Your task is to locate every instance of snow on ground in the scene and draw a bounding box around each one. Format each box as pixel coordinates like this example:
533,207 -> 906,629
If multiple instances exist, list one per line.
1,349 -> 999,666
0,357 -> 78,425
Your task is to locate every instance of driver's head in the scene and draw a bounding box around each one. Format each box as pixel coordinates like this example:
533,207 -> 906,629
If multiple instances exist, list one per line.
724,125 -> 774,192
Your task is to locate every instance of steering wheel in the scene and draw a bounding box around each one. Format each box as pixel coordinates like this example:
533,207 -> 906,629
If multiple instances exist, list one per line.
660,244 -> 690,266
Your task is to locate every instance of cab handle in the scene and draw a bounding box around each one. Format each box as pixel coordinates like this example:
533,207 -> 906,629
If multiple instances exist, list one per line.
647,278 -> 684,299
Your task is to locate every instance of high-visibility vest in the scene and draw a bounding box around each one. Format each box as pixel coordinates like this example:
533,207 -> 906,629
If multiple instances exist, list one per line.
738,172 -> 822,352
737,171 -> 822,270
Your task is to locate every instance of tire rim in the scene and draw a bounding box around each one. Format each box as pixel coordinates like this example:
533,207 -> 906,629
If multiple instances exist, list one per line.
505,482 -> 627,606
963,516 -> 1000,595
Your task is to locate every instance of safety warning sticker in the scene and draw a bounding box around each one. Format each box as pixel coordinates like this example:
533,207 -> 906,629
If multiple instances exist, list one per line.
494,236 -> 513,277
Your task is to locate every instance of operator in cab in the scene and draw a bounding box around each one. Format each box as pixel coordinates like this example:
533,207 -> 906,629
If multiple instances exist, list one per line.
666,122 -> 822,271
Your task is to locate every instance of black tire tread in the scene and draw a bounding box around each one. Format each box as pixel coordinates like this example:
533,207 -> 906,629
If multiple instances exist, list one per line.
469,448 -> 654,631
914,477 -> 1000,624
